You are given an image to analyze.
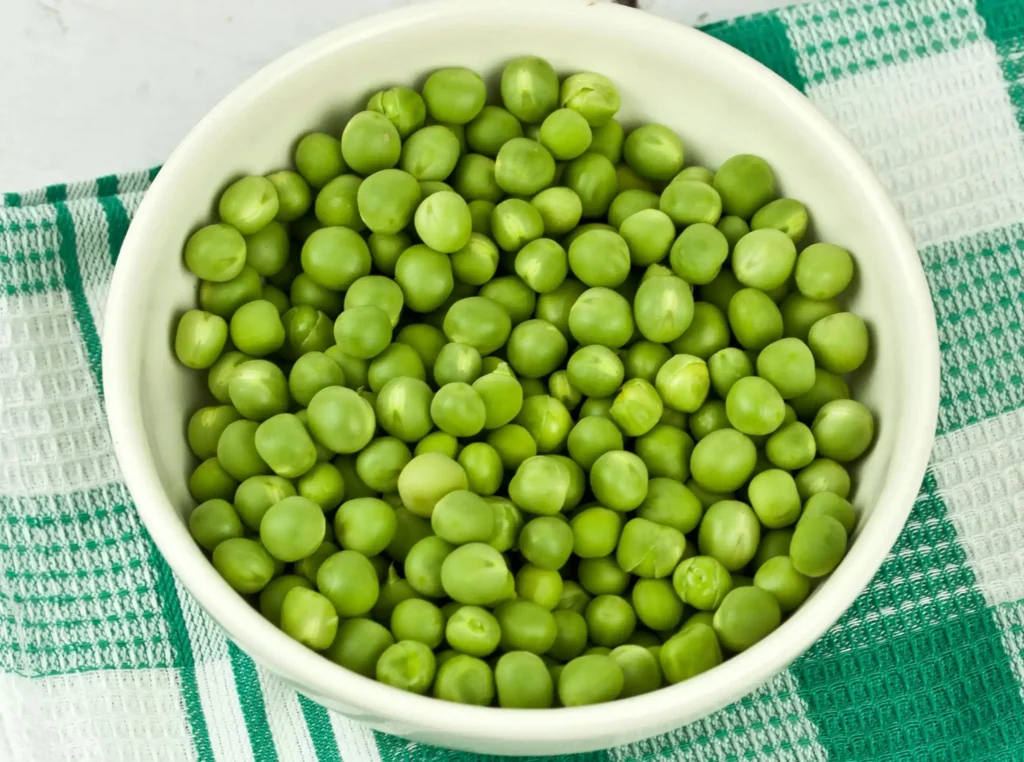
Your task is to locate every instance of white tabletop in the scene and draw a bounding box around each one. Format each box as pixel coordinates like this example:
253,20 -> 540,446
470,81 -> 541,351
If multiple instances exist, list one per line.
0,0 -> 785,190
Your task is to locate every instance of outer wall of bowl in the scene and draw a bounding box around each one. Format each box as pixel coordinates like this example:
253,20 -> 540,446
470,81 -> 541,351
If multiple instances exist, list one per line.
102,0 -> 939,755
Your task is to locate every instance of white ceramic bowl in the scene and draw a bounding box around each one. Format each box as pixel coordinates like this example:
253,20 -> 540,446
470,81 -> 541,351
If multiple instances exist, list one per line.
103,0 -> 940,755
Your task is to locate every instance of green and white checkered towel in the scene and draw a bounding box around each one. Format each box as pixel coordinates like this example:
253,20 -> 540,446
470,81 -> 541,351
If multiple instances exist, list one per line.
4,0 -> 1024,759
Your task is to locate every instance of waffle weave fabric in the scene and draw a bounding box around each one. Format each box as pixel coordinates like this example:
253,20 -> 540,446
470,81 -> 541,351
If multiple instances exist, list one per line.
3,1 -> 1024,760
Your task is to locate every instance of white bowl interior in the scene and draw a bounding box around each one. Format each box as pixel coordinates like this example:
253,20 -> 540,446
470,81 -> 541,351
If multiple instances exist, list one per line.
104,1 -> 938,755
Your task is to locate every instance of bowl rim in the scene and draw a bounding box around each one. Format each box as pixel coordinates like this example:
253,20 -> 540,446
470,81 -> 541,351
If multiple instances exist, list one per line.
103,0 -> 940,747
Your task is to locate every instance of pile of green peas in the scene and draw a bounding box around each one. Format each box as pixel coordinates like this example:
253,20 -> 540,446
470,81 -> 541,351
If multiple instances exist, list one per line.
175,55 -> 874,709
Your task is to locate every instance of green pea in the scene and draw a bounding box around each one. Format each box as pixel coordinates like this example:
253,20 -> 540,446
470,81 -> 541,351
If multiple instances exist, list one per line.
569,287 -> 634,348
187,405 -> 241,460
609,211 -> 671,275
376,640 -> 436,695
749,528 -> 794,572
369,377 -> 432,444
510,516 -> 572,572
486,424 -> 537,470
287,351 -> 344,407
492,651 -> 553,709
422,67 -> 486,124
811,399 -> 875,463
670,301 -> 730,359
477,275 -> 536,326
617,518 -> 686,579
614,162 -> 653,194
259,495 -> 325,562
584,595 -> 636,648
353,172 -> 419,238
279,587 -> 338,651
367,342 -> 427,393
438,604 -> 500,659
659,181 -> 721,228
571,116 -> 618,162
660,622 -> 722,683
492,600 -> 557,654
217,175 -> 279,235
207,351 -> 249,403
290,274 -> 343,317
633,273 -> 695,343
673,165 -> 714,184
429,490 -> 493,545
254,413 -> 317,479
324,617 -> 395,678
212,537 -> 274,594
795,458 -> 851,501
635,424 -> 693,482
746,469 -> 800,528
656,354 -> 710,413
578,556 -> 630,596
199,265 -> 262,318
732,229 -> 796,291
265,170 -> 311,223
560,72 -> 620,126
432,653 -> 495,705
712,154 -> 775,219
795,242 -> 854,299
808,311 -> 870,375
496,440 -> 558,504
790,368 -> 850,423
531,187 -> 583,238
713,585 -> 781,651
513,237 -> 568,294
697,500 -> 760,571
513,564 -> 562,609
306,386 -> 376,454
448,232 -> 498,285
590,450 -> 648,513
765,422 -> 816,471
707,347 -> 753,399
631,578 -> 684,632
728,288 -> 783,351
725,376 -> 786,436
624,341 -> 672,384
227,359 -> 289,421
187,454 -> 236,503
500,55 -> 559,123
439,542 -> 512,606
563,152 -> 618,218
175,310 -> 228,369
316,549 -> 380,617
294,132 -> 345,189
259,574 -> 313,626
363,231 -> 407,277
503,320 -> 567,380
395,451 -> 469,520
188,499 -> 244,551
539,108 -> 593,160
567,229 -> 630,288
450,153 -> 502,203
638,478 -> 703,535
314,174 -> 364,230
485,496 -> 523,553
753,556 -> 810,613
802,491 -> 857,534
754,337 -> 816,400
610,378 -> 663,437
493,137 -> 556,197
621,123 -> 684,180
565,417 -> 623,473
698,269 -> 742,315
395,244 -> 455,313
300,226 -> 371,291
751,198 -> 808,243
